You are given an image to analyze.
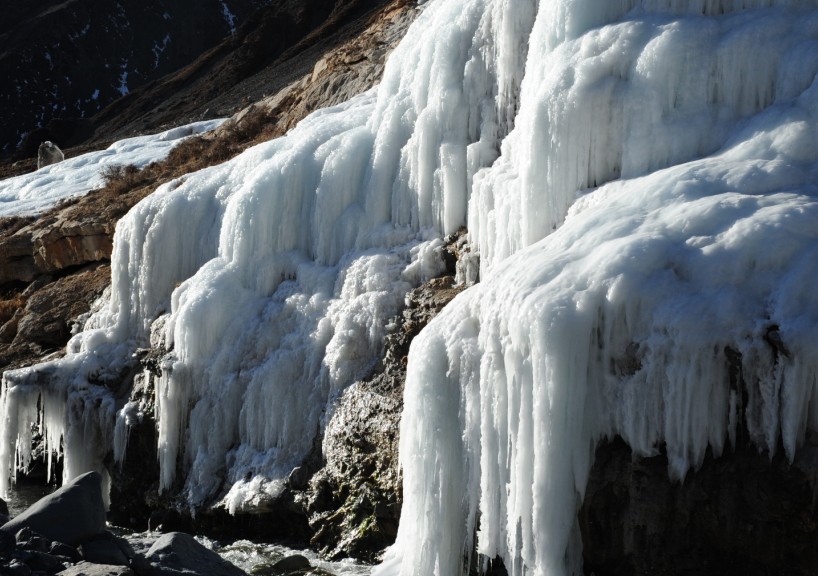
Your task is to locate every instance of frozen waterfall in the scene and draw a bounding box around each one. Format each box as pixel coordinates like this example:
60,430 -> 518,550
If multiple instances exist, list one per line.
3,0 -> 818,575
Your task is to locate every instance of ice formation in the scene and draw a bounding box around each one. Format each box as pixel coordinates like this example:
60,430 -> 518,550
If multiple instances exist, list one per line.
378,1 -> 818,575
3,0 -> 818,574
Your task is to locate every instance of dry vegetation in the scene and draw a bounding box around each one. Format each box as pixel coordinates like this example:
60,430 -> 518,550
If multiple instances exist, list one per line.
0,214 -> 36,237
0,296 -> 25,325
167,106 -> 282,169
54,106 -> 283,225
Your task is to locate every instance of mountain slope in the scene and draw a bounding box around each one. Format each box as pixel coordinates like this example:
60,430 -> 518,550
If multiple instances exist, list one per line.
0,0 -> 397,161
0,0 -> 272,156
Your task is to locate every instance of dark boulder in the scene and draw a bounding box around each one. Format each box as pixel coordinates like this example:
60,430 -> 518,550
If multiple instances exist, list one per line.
57,561 -> 135,575
146,532 -> 246,576
269,554 -> 311,574
1,471 -> 106,546
79,531 -> 151,576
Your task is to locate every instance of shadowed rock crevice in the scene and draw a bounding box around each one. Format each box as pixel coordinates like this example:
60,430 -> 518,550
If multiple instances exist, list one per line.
580,436 -> 818,576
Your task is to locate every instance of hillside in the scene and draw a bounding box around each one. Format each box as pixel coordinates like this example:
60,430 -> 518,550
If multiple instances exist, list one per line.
0,0 -> 396,161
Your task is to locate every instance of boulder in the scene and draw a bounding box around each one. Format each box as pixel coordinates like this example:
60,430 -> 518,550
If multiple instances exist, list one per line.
80,538 -> 130,567
146,532 -> 246,576
269,554 -> 311,574
1,471 -> 106,546
57,561 -> 134,575
79,531 -> 151,575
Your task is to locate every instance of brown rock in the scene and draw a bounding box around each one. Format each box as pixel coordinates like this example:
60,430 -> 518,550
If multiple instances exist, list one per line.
0,232 -> 36,284
32,218 -> 113,273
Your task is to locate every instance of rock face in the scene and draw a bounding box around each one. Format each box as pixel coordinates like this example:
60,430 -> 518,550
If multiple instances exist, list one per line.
306,235 -> 467,561
0,264 -> 109,371
1,471 -> 106,546
240,0 -> 418,138
0,213 -> 114,286
579,437 -> 818,576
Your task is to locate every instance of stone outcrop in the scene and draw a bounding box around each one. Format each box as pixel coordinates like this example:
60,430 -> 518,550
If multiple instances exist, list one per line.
146,532 -> 246,576
213,0 -> 417,152
0,264 -> 109,371
233,0 -> 418,138
1,471 -> 106,546
579,436 -> 818,576
306,234 -> 467,561
0,213 -> 113,286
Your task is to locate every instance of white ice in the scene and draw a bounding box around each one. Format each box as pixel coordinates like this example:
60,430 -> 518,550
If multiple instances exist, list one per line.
4,0 -> 818,575
0,119 -> 223,218
380,1 -> 818,576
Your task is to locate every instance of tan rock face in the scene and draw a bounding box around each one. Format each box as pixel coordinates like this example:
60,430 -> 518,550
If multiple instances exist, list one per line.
0,214 -> 113,285
0,233 -> 37,284
9,264 -> 109,349
32,218 -> 114,273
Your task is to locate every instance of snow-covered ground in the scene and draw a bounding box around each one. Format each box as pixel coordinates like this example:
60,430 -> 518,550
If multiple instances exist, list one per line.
0,119 -> 224,218
3,0 -> 818,575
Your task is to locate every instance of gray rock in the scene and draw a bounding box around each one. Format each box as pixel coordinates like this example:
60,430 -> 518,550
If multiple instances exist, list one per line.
248,553 -> 315,576
80,538 -> 130,567
50,542 -> 80,562
16,529 -> 50,552
6,560 -> 31,575
146,532 -> 246,576
25,549 -> 67,572
77,532 -> 151,576
57,561 -> 134,575
270,554 -> 311,573
1,471 -> 106,546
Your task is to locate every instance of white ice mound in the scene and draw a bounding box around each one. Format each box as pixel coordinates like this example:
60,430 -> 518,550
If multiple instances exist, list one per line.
382,3 -> 818,575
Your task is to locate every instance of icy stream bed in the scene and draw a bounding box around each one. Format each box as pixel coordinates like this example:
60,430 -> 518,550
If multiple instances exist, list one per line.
5,482 -> 371,576
119,531 -> 372,575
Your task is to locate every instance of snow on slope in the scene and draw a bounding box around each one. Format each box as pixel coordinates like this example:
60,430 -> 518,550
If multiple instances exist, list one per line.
0,120 -> 223,218
3,0 -> 818,575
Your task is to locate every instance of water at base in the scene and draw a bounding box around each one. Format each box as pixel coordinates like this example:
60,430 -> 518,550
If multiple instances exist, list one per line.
122,531 -> 372,575
208,538 -> 372,575
6,485 -> 371,575
5,482 -> 57,517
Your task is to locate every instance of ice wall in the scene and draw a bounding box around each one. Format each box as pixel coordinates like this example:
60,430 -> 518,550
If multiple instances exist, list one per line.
379,1 -> 818,576
0,0 -> 538,509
